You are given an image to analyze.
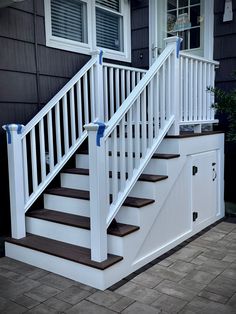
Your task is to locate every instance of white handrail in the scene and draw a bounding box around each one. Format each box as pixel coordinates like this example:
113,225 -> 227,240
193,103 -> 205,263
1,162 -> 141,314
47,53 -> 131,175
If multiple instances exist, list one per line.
22,57 -> 98,137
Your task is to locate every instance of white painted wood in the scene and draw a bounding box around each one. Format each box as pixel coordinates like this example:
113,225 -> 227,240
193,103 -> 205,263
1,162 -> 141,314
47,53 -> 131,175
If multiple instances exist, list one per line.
30,128 -> 38,192
115,69 -> 120,111
109,67 -> 114,117
95,53 -> 104,121
76,81 -> 83,137
84,123 -> 109,262
89,66 -> 95,121
22,137 -> 29,202
69,87 -> 76,145
83,72 -> 89,124
47,111 -> 54,172
103,66 -> 109,122
3,124 -> 26,238
62,95 -> 69,154
55,102 -> 62,163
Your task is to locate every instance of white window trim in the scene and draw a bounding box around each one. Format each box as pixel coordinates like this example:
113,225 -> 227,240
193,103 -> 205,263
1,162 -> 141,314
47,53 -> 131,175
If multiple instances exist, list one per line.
44,0 -> 131,62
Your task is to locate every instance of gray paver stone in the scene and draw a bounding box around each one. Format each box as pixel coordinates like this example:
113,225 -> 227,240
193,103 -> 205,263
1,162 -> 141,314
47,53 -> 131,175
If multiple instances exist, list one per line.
115,281 -> 162,304
66,300 -> 116,314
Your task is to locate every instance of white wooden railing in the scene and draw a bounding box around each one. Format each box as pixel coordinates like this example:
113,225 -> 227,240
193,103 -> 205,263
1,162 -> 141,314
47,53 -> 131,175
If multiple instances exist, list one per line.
3,52 -> 146,239
179,52 -> 219,131
85,37 -> 180,262
102,63 -> 146,121
4,34 -> 219,260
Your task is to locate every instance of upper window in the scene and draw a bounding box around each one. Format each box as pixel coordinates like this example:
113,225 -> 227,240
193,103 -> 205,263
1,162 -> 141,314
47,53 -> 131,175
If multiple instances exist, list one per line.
44,0 -> 131,61
167,0 -> 202,50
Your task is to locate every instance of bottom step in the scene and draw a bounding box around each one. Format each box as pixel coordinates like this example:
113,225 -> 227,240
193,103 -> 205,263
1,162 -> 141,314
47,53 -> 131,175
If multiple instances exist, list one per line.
6,234 -> 123,270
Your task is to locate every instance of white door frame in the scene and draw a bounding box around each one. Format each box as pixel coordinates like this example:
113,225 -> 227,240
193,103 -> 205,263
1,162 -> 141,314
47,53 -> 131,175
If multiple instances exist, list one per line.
149,0 -> 214,66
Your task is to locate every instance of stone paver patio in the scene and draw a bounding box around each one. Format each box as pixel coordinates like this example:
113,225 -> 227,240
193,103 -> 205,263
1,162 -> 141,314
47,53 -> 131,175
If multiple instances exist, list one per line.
0,219 -> 236,313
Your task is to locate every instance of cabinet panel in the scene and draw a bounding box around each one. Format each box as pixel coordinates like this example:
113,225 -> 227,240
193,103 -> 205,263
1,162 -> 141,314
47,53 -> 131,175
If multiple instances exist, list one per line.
191,151 -> 217,226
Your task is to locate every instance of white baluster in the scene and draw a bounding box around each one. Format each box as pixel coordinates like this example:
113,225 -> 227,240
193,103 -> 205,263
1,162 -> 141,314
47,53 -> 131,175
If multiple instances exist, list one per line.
76,81 -> 83,137
30,128 -> 38,192
62,95 -> 69,154
22,137 -> 29,202
103,66 -> 109,121
70,87 -> 76,145
47,111 -> 54,172
83,73 -> 89,124
55,102 -> 62,163
109,67 -> 114,117
39,119 -> 47,180
115,68 -> 120,110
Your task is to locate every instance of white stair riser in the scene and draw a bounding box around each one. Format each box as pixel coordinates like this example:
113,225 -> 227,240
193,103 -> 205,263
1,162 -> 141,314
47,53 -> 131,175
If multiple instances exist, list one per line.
76,154 -> 168,174
156,139 -> 180,154
61,173 -> 157,199
44,194 -> 141,225
44,194 -> 90,216
26,217 -> 124,255
61,173 -> 89,191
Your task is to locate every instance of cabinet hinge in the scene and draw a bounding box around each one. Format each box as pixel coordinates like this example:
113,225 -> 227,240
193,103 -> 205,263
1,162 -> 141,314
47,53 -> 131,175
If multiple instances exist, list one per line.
192,166 -> 198,176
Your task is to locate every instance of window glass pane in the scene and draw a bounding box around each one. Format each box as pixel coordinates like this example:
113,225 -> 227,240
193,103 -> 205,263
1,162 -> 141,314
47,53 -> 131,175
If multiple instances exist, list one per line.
51,0 -> 87,43
190,0 -> 200,4
96,8 -> 123,51
179,30 -> 189,49
96,0 -> 120,12
190,5 -> 200,27
168,0 -> 177,11
179,0 -> 188,8
190,28 -> 200,48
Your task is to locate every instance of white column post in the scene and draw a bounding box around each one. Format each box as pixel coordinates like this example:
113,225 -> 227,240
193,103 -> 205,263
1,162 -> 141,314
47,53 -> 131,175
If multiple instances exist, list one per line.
165,37 -> 181,135
84,123 -> 108,262
94,50 -> 105,121
3,124 -> 26,239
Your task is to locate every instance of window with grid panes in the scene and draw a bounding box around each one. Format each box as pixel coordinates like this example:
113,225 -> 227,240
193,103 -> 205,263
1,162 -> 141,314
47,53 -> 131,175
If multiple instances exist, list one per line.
167,0 -> 201,50
45,0 -> 130,61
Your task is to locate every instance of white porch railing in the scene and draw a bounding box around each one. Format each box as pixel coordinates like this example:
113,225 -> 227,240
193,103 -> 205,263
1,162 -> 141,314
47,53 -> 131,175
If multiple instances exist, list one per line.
3,52 -> 146,239
4,34 -> 219,262
179,52 -> 219,131
85,37 -> 180,262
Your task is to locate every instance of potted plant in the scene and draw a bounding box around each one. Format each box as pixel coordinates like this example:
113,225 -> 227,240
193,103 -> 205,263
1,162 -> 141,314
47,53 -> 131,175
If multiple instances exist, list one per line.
208,83 -> 236,215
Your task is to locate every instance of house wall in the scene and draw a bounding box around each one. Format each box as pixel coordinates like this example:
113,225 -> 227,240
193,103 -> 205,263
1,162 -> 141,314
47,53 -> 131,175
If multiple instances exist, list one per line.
131,0 -> 149,69
214,0 -> 236,91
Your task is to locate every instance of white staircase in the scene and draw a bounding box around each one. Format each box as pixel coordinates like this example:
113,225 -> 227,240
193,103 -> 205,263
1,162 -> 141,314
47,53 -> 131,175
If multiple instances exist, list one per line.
3,37 -> 223,290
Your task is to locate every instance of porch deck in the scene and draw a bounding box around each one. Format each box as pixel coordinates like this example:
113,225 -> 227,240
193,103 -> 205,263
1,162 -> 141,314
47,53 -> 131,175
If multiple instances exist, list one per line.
0,218 -> 235,313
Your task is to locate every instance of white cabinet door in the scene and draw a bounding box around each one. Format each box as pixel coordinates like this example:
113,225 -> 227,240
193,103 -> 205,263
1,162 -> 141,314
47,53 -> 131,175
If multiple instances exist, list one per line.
191,150 -> 217,226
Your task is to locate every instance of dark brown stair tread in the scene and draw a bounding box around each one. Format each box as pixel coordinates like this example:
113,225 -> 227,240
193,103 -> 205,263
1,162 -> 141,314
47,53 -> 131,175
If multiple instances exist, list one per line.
6,234 -> 122,270
46,187 -> 154,208
165,131 -> 224,138
63,168 -> 168,183
78,150 -> 179,160
26,209 -> 139,237
152,153 -> 180,159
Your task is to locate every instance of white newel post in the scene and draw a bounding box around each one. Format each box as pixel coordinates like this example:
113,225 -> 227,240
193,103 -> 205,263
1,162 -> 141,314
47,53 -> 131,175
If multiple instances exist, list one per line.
3,124 -> 26,239
84,123 -> 108,262
165,37 -> 181,135
94,50 -> 105,121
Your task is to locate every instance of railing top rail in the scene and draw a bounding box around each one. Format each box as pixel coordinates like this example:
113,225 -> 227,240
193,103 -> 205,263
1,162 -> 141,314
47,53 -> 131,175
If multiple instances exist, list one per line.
103,62 -> 147,73
180,51 -> 219,66
103,45 -> 174,139
21,56 -> 97,138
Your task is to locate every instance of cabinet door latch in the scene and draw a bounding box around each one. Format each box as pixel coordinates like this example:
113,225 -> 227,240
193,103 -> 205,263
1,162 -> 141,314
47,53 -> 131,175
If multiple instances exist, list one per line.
193,212 -> 198,222
192,166 -> 198,176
